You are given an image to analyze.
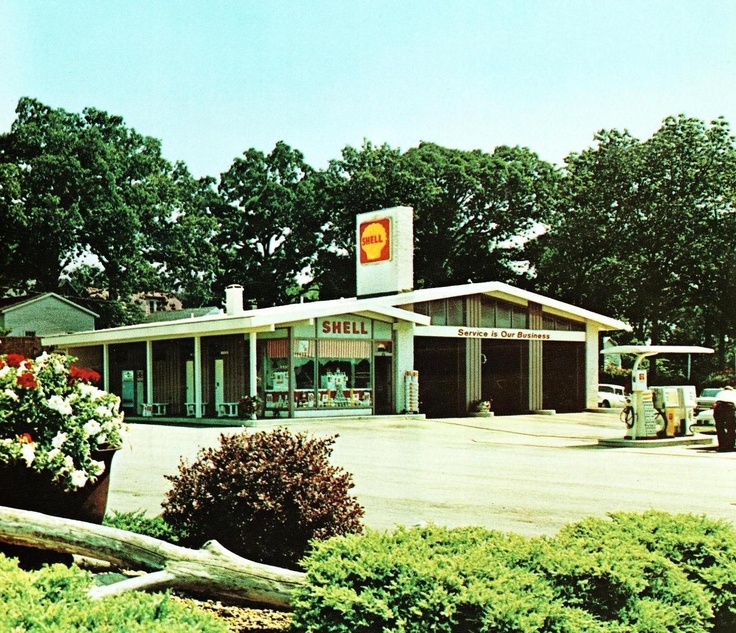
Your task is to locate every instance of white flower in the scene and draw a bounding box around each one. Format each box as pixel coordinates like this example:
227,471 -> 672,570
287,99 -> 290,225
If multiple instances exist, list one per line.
20,443 -> 35,467
96,433 -> 108,446
79,383 -> 104,399
47,448 -> 61,461
88,460 -> 105,477
3,389 -> 18,401
51,432 -> 67,449
69,470 -> 88,489
83,419 -> 101,436
47,395 -> 73,416
0,366 -> 10,378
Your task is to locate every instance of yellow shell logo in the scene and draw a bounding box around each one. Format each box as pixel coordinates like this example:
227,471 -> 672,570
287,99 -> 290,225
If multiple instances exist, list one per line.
360,219 -> 390,263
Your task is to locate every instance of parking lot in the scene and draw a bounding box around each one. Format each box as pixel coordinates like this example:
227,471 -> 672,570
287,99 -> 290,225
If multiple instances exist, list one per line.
107,411 -> 736,538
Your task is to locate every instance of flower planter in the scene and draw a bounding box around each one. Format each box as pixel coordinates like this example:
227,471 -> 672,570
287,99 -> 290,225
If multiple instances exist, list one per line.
0,447 -> 118,524
0,448 -> 118,568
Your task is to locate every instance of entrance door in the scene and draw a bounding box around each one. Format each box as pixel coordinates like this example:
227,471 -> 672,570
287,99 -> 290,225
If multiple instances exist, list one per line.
185,360 -> 194,404
215,358 -> 225,411
374,356 -> 393,414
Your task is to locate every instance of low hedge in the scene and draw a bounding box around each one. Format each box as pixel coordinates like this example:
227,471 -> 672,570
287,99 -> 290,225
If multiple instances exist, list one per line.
291,511 -> 736,632
0,554 -> 226,632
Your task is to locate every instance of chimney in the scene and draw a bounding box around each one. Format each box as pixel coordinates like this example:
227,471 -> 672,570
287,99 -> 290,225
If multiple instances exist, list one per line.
225,284 -> 245,315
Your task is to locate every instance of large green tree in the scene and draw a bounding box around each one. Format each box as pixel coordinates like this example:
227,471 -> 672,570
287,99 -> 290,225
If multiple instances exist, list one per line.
0,98 -> 216,325
214,141 -> 324,308
532,115 -> 736,369
313,141 -> 558,298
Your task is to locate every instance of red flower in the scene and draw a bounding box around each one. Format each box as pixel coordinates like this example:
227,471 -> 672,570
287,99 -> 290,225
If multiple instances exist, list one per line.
69,365 -> 101,385
16,372 -> 38,389
18,433 -> 33,444
5,354 -> 28,368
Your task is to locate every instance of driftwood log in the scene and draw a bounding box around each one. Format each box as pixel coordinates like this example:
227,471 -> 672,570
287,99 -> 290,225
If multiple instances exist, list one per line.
0,506 -> 305,609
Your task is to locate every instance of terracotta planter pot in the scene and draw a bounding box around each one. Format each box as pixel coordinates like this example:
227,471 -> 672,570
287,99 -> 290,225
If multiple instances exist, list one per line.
0,447 -> 118,567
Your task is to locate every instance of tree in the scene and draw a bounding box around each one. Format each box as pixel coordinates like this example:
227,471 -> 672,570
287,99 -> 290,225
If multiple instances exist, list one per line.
404,142 -> 558,288
532,116 -> 736,372
312,141 -> 412,299
0,98 -> 215,326
214,142 -> 323,308
313,141 -> 558,298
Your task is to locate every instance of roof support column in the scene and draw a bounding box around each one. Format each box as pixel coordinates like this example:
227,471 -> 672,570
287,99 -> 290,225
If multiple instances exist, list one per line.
249,332 -> 257,398
194,336 -> 203,418
102,343 -> 110,392
528,303 -> 544,412
394,321 -> 415,413
586,322 -> 600,409
145,340 -> 154,405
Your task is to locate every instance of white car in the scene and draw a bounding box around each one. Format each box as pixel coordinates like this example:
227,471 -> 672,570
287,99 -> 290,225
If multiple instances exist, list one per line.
598,384 -> 627,408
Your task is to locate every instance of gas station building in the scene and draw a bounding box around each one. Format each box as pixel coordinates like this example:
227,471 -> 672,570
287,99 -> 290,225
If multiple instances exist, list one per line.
43,207 -> 631,420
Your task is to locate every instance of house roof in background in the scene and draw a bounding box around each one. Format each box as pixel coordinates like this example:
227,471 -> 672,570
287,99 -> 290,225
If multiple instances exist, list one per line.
0,293 -> 99,318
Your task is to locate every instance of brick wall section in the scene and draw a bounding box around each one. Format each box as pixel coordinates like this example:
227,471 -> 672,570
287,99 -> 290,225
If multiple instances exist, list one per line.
0,337 -> 49,358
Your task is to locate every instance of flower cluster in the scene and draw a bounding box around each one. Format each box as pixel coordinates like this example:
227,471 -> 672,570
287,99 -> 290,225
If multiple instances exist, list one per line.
0,352 -> 126,491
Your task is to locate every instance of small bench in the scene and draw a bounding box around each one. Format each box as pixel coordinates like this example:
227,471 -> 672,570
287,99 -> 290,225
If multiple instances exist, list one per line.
185,402 -> 208,417
217,402 -> 240,418
142,402 -> 169,417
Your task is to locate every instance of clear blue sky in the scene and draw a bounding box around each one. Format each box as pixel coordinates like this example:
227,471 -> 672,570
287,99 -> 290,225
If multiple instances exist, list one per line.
2,1 -> 735,179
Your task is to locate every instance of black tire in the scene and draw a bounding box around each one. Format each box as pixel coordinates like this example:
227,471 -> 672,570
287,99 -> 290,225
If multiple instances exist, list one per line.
601,399 -> 611,408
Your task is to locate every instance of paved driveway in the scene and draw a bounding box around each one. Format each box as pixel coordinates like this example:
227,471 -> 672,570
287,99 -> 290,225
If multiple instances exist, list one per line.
107,412 -> 736,537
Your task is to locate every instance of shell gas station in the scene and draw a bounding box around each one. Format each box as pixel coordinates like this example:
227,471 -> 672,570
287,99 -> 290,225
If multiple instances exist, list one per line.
44,207 -> 635,422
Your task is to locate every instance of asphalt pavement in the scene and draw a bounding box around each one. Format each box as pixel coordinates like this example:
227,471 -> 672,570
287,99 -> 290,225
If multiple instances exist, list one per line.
106,411 -> 736,538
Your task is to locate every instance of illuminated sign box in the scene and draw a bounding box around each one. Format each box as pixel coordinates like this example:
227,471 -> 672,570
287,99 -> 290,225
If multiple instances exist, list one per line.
356,206 -> 413,297
359,218 -> 391,264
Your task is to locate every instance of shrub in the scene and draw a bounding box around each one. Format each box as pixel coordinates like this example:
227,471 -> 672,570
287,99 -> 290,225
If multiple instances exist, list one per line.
0,554 -> 226,632
555,511 -> 736,632
104,509 -> 182,544
161,428 -> 364,569
291,515 -> 731,633
291,525 -> 613,633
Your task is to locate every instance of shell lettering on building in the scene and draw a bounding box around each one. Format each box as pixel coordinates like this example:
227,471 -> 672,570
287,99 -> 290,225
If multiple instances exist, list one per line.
359,218 -> 391,264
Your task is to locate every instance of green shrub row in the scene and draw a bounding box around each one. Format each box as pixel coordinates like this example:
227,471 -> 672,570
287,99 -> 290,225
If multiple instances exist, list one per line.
0,554 -> 227,632
290,511 -> 736,633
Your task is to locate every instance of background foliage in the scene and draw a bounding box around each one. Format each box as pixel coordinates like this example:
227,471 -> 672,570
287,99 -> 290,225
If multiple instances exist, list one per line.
2,98 -> 736,380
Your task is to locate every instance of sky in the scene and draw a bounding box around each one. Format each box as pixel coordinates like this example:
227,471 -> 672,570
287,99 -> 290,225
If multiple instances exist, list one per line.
1,1 -> 735,179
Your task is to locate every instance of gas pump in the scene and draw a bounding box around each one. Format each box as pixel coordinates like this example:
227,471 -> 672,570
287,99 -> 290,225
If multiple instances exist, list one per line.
601,346 -> 713,441
651,385 -> 697,437
628,365 -> 658,440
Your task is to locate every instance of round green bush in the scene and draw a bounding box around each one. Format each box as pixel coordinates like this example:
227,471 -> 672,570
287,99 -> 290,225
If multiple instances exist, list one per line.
161,428 -> 364,569
0,554 -> 226,632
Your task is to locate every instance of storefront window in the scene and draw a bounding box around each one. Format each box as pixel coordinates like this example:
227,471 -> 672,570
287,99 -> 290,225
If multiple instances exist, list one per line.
313,339 -> 372,409
293,339 -> 317,409
263,338 -> 289,412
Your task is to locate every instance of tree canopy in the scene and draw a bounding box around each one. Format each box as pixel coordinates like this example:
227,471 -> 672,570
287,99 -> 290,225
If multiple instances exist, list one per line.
4,97 -> 736,380
0,98 -> 217,325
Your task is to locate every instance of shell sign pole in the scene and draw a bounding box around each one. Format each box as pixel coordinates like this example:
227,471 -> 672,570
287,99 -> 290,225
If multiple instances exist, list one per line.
355,206 -> 414,297
359,218 -> 391,264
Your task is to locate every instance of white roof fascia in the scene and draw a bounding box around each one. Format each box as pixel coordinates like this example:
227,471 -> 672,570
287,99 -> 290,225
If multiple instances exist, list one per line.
3,292 -> 99,319
43,296 -> 429,348
377,282 -> 631,332
246,299 -> 430,328
355,305 -> 431,325
42,315 -> 264,347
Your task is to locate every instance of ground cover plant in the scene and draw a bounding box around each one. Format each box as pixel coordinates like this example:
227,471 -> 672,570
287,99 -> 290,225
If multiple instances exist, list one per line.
290,511 -> 736,632
161,428 -> 364,569
0,553 -> 227,632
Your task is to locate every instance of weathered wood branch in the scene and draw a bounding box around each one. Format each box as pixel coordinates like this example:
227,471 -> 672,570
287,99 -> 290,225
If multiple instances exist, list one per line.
0,506 -> 305,609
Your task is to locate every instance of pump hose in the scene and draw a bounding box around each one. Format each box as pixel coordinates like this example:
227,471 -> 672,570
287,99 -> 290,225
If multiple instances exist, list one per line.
620,405 -> 634,429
